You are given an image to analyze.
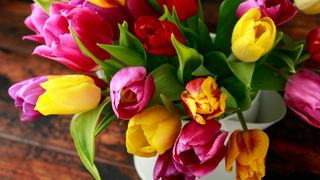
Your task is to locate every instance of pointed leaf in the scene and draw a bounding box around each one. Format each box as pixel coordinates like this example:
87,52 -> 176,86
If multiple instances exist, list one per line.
70,100 -> 109,180
228,61 -> 255,87
98,44 -> 145,66
172,35 -> 203,83
34,0 -> 54,14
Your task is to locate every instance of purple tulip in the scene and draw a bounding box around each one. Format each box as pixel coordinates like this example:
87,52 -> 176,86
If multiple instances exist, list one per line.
8,76 -> 47,121
24,3 -> 113,72
173,120 -> 228,177
237,0 -> 298,26
154,149 -> 195,180
110,67 -> 155,120
284,70 -> 320,128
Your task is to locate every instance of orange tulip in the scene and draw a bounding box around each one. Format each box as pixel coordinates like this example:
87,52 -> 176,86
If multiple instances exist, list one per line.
87,0 -> 126,8
225,129 -> 269,180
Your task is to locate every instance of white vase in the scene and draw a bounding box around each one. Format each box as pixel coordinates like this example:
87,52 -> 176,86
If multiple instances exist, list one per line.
134,91 -> 286,180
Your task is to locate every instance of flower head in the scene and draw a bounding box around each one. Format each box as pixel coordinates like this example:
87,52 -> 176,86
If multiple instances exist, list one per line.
134,16 -> 186,56
110,67 -> 155,120
225,129 -> 269,180
126,105 -> 181,157
294,0 -> 320,15
173,120 -> 228,177
8,76 -> 47,121
35,75 -> 101,115
237,0 -> 297,26
181,76 -> 227,124
305,28 -> 320,70
157,0 -> 199,21
232,8 -> 276,62
284,70 -> 320,128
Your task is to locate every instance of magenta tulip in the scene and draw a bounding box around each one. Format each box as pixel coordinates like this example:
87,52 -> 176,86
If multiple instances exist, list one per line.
237,0 -> 297,26
110,67 -> 155,120
8,76 -> 47,121
24,3 -> 113,72
173,120 -> 228,177
284,70 -> 320,128
154,150 -> 195,180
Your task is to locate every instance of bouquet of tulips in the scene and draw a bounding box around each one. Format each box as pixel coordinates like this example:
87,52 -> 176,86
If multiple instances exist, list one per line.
8,0 -> 320,179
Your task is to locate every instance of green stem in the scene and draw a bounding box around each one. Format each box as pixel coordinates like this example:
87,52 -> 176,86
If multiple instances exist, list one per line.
236,111 -> 248,131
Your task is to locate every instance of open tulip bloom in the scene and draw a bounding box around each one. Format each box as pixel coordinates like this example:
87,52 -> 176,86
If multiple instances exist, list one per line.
7,0 -> 320,179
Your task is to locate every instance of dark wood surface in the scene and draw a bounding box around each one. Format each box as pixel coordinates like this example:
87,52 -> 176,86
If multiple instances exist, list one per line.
0,0 -> 319,179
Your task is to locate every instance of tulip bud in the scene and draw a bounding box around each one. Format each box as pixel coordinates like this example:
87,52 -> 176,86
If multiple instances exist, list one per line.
232,8 -> 276,62
284,70 -> 320,128
157,0 -> 199,21
305,28 -> 320,69
294,0 -> 320,15
225,129 -> 269,180
35,75 -> 101,115
126,105 -> 181,157
181,76 -> 227,124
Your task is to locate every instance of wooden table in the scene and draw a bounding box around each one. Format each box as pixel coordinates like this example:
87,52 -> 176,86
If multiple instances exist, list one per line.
0,0 -> 319,179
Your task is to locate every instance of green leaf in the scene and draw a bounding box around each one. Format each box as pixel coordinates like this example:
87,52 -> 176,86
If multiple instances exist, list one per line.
172,35 -> 203,83
251,65 -> 287,91
98,44 -> 145,66
160,94 -> 184,116
118,22 -> 146,60
150,64 -> 185,104
221,87 -> 239,112
214,0 -> 243,55
197,18 -> 214,53
220,76 -> 252,110
228,61 -> 255,87
95,105 -> 115,136
34,0 -> 54,14
70,100 -> 110,180
192,64 -> 215,77
204,51 -> 233,79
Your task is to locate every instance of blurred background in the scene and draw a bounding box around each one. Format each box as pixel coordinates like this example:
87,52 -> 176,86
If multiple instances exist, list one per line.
0,0 -> 319,179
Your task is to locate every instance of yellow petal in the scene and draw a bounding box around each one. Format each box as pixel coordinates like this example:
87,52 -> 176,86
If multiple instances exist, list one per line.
225,130 -> 241,172
87,0 -> 126,8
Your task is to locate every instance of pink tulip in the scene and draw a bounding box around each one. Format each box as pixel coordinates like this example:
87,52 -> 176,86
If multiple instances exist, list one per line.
173,120 -> 228,177
237,0 -> 298,26
284,70 -> 320,128
110,67 -> 155,120
24,3 -> 113,72
8,76 -> 47,121
154,150 -> 195,180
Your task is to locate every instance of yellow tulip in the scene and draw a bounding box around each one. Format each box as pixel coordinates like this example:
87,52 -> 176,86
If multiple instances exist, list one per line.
87,0 -> 126,8
35,75 -> 101,115
126,105 -> 182,157
225,129 -> 269,180
231,8 -> 276,62
294,0 -> 320,15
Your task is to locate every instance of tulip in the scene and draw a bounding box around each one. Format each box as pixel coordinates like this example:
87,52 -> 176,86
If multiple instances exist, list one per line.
237,0 -> 297,26
126,105 -> 181,157
127,0 -> 159,20
157,0 -> 199,21
134,16 -> 186,56
110,67 -> 155,120
284,70 -> 320,128
305,28 -> 320,70
154,149 -> 195,180
294,0 -> 320,15
35,75 -> 101,115
231,8 -> 276,62
24,3 -> 113,72
173,120 -> 228,177
8,76 -> 47,121
225,129 -> 269,180
181,76 -> 227,125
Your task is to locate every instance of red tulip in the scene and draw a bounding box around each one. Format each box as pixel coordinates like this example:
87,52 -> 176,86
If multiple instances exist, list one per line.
134,16 -> 186,56
305,28 -> 320,70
